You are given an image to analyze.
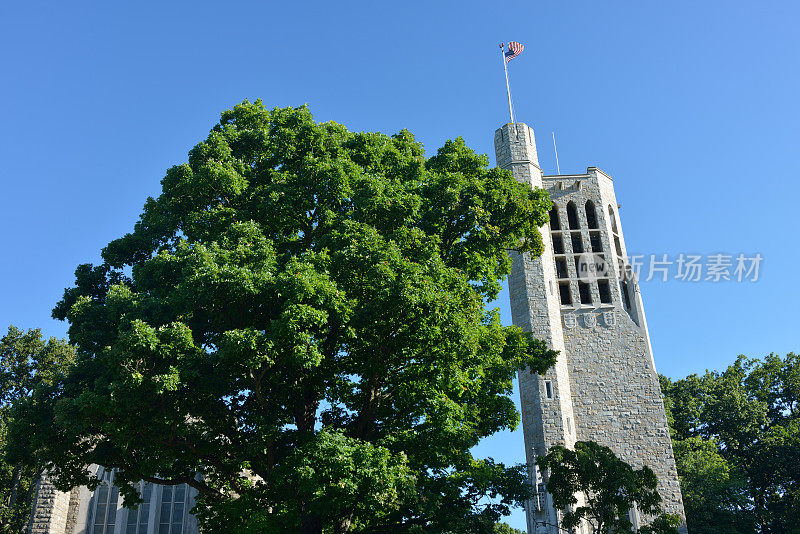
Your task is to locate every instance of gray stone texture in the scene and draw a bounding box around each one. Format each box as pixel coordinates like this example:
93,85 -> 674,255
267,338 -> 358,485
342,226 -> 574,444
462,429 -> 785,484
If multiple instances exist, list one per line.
495,123 -> 686,534
28,475 -> 72,534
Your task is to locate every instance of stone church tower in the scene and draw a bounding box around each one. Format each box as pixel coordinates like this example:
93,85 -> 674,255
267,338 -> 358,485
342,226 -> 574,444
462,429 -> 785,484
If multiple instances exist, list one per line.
494,122 -> 686,533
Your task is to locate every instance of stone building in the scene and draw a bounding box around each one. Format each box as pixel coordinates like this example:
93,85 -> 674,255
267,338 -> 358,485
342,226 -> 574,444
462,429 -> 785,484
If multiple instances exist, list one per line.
27,466 -> 199,534
28,121 -> 685,534
495,121 -> 686,533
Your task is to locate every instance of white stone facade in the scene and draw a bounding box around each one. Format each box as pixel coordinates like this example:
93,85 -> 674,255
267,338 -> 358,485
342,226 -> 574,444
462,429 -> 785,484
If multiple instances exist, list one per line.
494,123 -> 686,533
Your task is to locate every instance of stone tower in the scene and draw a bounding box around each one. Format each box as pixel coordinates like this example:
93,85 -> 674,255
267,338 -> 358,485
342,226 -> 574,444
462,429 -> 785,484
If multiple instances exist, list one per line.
494,122 -> 686,533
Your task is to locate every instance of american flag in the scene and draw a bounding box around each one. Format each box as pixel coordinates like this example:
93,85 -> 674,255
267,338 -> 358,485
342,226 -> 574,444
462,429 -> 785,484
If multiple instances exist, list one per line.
504,41 -> 524,63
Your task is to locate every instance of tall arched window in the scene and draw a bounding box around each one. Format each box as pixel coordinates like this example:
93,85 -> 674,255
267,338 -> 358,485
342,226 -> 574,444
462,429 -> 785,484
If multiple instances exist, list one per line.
585,200 -> 598,229
608,205 -> 624,257
607,205 -> 625,281
608,205 -> 618,233
566,201 -> 580,229
548,205 -> 561,231
88,469 -> 119,534
550,205 -> 565,254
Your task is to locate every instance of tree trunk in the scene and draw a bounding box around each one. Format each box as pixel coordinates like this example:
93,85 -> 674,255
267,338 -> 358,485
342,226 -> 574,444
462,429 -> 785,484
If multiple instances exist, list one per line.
334,512 -> 354,534
7,463 -> 23,508
302,513 -> 323,534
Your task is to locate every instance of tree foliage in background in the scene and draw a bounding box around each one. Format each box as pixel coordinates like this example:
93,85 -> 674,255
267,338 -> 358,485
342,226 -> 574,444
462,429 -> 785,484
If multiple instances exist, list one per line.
661,353 -> 800,534
9,101 -> 556,533
535,441 -> 680,534
492,523 -> 524,534
0,326 -> 75,533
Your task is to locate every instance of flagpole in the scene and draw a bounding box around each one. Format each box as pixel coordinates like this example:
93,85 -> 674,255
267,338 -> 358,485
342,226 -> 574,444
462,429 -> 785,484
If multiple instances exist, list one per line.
500,43 -> 514,123
552,131 -> 561,175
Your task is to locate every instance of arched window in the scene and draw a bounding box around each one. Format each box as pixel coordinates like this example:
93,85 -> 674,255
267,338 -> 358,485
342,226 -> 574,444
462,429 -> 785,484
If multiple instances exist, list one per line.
608,205 -> 618,233
608,205 -> 623,258
88,469 -> 119,534
585,200 -> 599,229
567,201 -> 580,229
549,205 -> 561,230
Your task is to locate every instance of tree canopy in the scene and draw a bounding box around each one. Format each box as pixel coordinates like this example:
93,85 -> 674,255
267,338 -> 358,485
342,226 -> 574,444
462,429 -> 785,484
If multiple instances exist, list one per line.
0,326 -> 76,533
11,101 -> 556,533
661,353 -> 800,534
536,441 -> 680,534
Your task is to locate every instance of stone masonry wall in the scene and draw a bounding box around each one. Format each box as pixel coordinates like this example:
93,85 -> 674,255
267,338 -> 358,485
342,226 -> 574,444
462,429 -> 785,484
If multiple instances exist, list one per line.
496,122 -> 686,533
545,171 -> 685,522
28,474 -> 72,534
496,123 -> 578,534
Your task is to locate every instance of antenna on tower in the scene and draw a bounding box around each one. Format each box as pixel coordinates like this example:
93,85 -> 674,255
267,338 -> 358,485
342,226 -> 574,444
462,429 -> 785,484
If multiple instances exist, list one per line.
552,131 -> 561,175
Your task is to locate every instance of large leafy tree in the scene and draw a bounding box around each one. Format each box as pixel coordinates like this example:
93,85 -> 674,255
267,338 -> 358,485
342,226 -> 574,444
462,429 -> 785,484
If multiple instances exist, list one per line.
535,441 -> 680,534
0,326 -> 76,533
11,101 -> 556,533
661,353 -> 800,534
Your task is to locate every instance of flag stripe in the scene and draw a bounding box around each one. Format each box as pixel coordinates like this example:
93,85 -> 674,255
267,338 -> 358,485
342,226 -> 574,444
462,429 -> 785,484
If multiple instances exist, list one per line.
505,41 -> 524,63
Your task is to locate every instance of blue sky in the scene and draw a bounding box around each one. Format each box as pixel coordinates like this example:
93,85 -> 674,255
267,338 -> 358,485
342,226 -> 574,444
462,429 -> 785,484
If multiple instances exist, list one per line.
2,1 -> 798,529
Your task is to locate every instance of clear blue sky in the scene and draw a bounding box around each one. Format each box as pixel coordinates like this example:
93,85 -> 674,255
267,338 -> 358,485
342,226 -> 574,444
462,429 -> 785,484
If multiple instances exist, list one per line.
2,1 -> 798,528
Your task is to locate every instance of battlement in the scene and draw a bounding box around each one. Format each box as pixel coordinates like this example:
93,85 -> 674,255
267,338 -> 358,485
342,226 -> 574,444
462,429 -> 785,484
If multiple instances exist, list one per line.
494,123 -> 540,180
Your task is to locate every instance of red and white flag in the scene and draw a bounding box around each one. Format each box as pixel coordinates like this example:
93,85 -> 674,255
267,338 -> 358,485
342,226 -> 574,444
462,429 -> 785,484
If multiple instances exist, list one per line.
504,41 -> 524,63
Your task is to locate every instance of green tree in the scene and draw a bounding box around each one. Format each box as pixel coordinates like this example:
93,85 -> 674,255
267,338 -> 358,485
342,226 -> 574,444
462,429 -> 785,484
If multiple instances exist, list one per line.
492,523 -> 524,534
535,441 -> 680,534
12,101 -> 556,533
0,326 -> 76,533
661,353 -> 800,534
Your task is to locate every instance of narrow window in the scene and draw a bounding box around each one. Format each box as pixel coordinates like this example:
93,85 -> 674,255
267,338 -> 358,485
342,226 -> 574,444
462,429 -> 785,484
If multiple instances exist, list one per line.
549,206 -> 561,230
558,282 -> 572,305
555,257 -> 568,279
598,280 -> 612,304
590,231 -> 603,252
608,205 -> 619,233
620,281 -> 632,310
545,381 -> 553,399
614,235 -> 623,258
566,201 -> 580,229
585,200 -> 599,229
566,416 -> 572,434
578,281 -> 592,304
551,234 -> 565,255
571,232 -> 584,253
126,482 -> 153,534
